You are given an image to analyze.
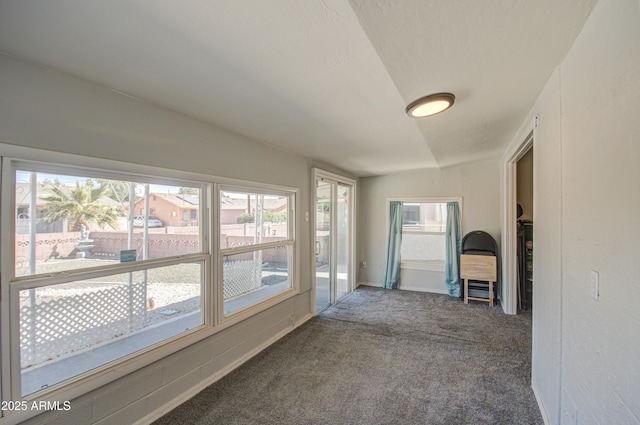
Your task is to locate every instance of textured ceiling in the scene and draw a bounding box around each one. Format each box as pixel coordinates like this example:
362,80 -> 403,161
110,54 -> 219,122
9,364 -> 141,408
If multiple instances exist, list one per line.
0,0 -> 596,176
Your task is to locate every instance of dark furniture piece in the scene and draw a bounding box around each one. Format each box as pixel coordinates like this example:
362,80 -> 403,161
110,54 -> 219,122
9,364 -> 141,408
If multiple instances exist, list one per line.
461,230 -> 500,305
518,220 -> 533,310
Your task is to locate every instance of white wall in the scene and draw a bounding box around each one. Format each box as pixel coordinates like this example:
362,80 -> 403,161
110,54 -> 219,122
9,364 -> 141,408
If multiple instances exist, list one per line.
357,159 -> 500,293
516,0 -> 640,423
0,54 -> 315,424
558,0 -> 640,422
531,68 -> 564,424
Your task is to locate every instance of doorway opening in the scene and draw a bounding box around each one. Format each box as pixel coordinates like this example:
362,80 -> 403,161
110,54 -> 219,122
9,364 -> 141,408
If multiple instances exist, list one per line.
501,130 -> 533,315
312,169 -> 355,314
516,146 -> 534,312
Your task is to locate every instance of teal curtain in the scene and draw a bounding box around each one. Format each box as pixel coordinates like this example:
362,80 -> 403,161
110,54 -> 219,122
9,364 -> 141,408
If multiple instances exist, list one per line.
444,202 -> 462,297
383,201 -> 403,289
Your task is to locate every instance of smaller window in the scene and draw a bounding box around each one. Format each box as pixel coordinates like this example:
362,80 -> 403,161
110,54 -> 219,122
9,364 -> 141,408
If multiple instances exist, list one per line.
220,188 -> 294,317
399,201 -> 453,270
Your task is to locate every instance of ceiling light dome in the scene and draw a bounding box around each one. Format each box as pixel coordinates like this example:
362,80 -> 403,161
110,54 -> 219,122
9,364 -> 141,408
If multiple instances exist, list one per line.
406,93 -> 455,118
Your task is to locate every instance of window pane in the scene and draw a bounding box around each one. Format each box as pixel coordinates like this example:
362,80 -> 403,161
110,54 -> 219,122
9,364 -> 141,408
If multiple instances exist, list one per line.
402,202 -> 447,232
223,246 -> 291,316
14,170 -> 201,277
400,202 -> 450,266
336,184 -> 350,300
220,191 -> 289,247
19,262 -> 203,396
401,233 -> 446,264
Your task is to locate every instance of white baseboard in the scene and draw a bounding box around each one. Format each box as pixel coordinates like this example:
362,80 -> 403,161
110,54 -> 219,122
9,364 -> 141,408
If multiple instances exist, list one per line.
138,313 -> 313,425
357,281 -> 448,295
531,382 -> 552,425
357,281 -> 381,288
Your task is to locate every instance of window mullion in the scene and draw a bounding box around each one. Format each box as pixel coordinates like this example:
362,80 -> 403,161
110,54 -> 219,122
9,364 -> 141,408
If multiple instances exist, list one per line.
9,286 -> 22,402
10,253 -> 209,291
220,240 -> 293,257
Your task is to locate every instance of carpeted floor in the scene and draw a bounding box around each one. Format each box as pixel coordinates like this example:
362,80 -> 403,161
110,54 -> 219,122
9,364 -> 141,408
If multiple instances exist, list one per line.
153,287 -> 543,424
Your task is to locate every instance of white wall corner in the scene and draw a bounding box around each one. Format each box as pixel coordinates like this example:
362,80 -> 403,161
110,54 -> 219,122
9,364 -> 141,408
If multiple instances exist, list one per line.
532,381 -> 553,425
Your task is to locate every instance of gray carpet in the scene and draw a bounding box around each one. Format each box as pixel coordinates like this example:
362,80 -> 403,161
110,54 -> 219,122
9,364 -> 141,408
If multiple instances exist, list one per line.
153,287 -> 543,424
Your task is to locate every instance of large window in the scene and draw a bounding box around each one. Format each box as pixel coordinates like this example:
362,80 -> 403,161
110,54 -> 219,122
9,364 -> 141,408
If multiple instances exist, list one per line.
0,149 -> 298,420
4,162 -> 208,398
398,199 -> 460,270
220,188 -> 295,317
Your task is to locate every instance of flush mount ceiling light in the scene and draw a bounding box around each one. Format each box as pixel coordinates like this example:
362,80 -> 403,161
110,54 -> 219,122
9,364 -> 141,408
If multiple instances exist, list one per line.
405,92 -> 455,118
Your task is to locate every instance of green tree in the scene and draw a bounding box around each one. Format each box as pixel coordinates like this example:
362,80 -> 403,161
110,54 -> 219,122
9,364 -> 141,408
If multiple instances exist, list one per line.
40,180 -> 123,232
96,178 -> 135,209
236,211 -> 286,224
263,211 -> 287,223
236,213 -> 255,224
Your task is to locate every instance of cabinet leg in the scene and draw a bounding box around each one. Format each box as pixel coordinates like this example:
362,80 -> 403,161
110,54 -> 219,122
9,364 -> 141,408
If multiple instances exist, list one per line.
489,281 -> 494,307
464,279 -> 469,304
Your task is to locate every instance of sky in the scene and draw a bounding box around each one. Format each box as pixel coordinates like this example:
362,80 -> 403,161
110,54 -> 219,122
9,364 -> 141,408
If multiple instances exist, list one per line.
16,170 -> 185,194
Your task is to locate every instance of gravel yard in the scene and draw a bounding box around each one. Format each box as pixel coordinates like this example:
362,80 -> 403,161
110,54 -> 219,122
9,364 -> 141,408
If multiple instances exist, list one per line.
20,258 -> 202,326
18,257 -> 289,371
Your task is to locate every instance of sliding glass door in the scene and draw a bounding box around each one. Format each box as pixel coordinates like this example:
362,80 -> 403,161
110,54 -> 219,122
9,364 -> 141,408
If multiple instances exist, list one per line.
315,180 -> 332,312
314,170 -> 355,313
336,183 -> 351,300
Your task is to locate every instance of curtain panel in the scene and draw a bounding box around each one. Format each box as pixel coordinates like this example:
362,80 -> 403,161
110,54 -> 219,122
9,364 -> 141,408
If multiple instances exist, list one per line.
382,201 -> 403,289
445,202 -> 462,297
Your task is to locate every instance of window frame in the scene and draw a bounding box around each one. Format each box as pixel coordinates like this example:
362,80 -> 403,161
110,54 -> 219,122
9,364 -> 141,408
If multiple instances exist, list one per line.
1,152 -> 213,408
0,143 -> 299,422
387,197 -> 462,272
217,184 -> 298,327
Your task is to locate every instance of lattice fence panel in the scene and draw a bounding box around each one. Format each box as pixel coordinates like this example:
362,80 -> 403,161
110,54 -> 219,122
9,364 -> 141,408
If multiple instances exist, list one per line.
20,281 -> 146,368
223,259 -> 263,300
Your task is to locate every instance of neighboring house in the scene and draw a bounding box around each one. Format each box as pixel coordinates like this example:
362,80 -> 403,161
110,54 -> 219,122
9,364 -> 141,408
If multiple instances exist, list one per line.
220,196 -> 289,224
220,199 -> 246,224
15,181 -> 60,233
131,193 -> 288,227
133,193 -> 199,227
263,197 -> 288,213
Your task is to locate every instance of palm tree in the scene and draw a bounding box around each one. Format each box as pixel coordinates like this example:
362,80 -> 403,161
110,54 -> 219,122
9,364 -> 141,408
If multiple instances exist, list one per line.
96,178 -> 136,210
39,180 -> 122,232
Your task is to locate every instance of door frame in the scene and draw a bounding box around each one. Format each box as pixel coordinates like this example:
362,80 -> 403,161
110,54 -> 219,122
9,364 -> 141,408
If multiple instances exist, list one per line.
501,128 -> 534,315
311,168 -> 356,314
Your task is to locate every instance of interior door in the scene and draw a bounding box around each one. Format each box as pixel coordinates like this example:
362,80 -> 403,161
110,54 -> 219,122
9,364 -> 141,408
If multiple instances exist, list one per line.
314,171 -> 354,313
